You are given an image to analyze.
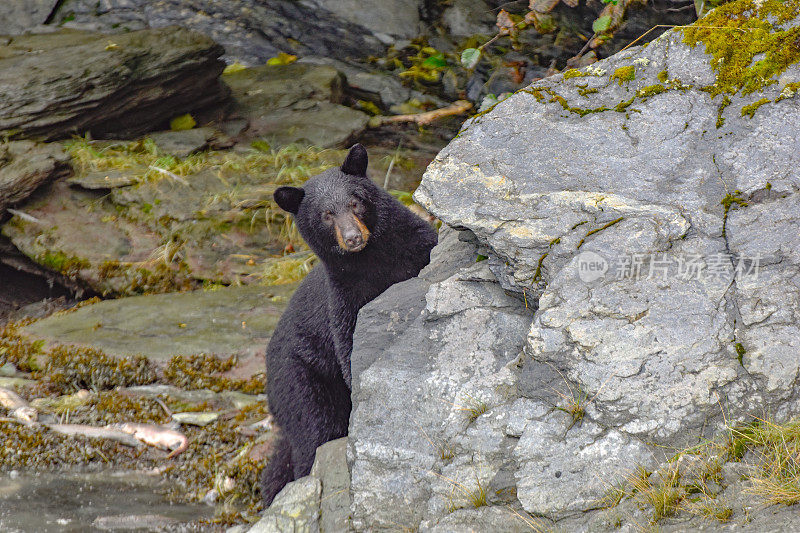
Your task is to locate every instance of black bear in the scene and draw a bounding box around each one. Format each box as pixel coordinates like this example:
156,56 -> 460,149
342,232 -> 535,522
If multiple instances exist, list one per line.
260,144 -> 438,506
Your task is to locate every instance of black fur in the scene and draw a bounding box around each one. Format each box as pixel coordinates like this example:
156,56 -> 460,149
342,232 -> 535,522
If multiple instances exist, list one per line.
260,144 -> 438,506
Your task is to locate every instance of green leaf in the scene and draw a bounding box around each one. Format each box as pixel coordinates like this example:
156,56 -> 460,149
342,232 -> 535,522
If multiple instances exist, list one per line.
422,53 -> 447,69
169,114 -> 195,131
592,15 -> 612,33
266,52 -> 298,66
461,48 -> 481,69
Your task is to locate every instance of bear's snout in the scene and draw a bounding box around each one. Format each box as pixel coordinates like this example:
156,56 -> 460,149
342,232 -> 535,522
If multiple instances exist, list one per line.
334,214 -> 370,252
344,230 -> 363,249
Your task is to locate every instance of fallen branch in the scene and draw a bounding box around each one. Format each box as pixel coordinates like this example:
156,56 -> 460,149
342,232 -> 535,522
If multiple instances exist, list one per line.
370,100 -> 473,128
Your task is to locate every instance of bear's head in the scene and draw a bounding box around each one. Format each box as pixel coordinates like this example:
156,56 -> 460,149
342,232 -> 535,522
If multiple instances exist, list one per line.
274,144 -> 381,259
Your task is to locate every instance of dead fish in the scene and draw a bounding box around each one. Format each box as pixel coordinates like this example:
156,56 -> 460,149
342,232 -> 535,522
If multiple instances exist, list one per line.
47,423 -> 141,448
0,387 -> 37,425
109,422 -> 188,459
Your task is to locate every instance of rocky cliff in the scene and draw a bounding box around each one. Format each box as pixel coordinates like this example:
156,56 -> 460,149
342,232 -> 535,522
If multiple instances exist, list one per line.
348,1 -> 800,530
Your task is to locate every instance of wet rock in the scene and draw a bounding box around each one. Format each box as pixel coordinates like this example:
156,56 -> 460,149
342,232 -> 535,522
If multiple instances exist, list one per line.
65,170 -> 139,190
0,27 -> 228,140
307,0 -> 424,40
298,56 -> 447,111
441,0 -> 496,38
0,472 -> 212,532
223,63 -> 369,148
52,0 -> 385,66
21,284 -> 295,366
145,127 -> 218,158
93,514 -> 177,531
0,141 -> 70,212
171,411 -> 219,427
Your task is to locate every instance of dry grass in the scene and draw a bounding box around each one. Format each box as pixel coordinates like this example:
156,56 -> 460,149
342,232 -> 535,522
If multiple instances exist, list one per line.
738,418 -> 800,506
457,393 -> 488,423
435,470 -> 488,511
601,416 -> 800,528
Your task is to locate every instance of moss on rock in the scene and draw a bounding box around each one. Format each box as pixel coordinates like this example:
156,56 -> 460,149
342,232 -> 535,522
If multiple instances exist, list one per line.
682,0 -> 800,96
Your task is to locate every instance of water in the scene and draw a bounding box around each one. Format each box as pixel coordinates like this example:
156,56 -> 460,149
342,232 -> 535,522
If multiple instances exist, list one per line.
0,471 -> 214,532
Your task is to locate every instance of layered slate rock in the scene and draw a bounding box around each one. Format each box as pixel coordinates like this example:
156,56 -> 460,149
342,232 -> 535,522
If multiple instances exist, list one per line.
0,27 -> 228,140
351,1 -> 800,529
0,141 -> 70,212
50,0 -> 384,66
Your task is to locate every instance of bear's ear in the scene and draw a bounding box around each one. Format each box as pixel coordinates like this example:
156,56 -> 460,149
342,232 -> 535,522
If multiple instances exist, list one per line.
341,143 -> 368,176
274,186 -> 305,214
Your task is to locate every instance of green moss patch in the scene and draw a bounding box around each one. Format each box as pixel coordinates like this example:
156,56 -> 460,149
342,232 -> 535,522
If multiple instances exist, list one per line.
611,66 -> 636,85
682,0 -> 800,97
741,97 -> 771,118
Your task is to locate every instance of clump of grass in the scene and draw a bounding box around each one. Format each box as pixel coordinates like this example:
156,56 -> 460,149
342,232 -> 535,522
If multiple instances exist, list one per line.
66,137 -> 210,179
683,493 -> 733,522
597,480 -> 626,509
627,464 -> 684,521
737,418 -> 800,505
458,393 -> 488,423
259,251 -> 317,285
437,470 -> 488,511
67,136 -> 345,190
436,439 -> 455,461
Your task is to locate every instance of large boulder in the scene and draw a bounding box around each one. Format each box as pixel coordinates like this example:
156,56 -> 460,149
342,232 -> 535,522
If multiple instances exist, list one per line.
350,1 -> 800,530
0,27 -> 228,140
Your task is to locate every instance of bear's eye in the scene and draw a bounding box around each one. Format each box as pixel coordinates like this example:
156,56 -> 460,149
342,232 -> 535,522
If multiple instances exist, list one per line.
349,199 -> 360,210
322,210 -> 334,222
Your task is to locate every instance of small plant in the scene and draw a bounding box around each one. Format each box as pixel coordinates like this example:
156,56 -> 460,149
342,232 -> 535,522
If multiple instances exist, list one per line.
436,439 -> 455,461
458,393 -> 488,422
628,464 -> 685,522
436,470 -> 488,511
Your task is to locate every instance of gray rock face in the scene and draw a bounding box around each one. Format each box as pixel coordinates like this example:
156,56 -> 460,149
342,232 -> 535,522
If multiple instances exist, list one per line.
0,1 -> 57,35
349,227 -> 536,530
0,27 -> 228,140
351,4 -> 800,530
250,476 -> 321,533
